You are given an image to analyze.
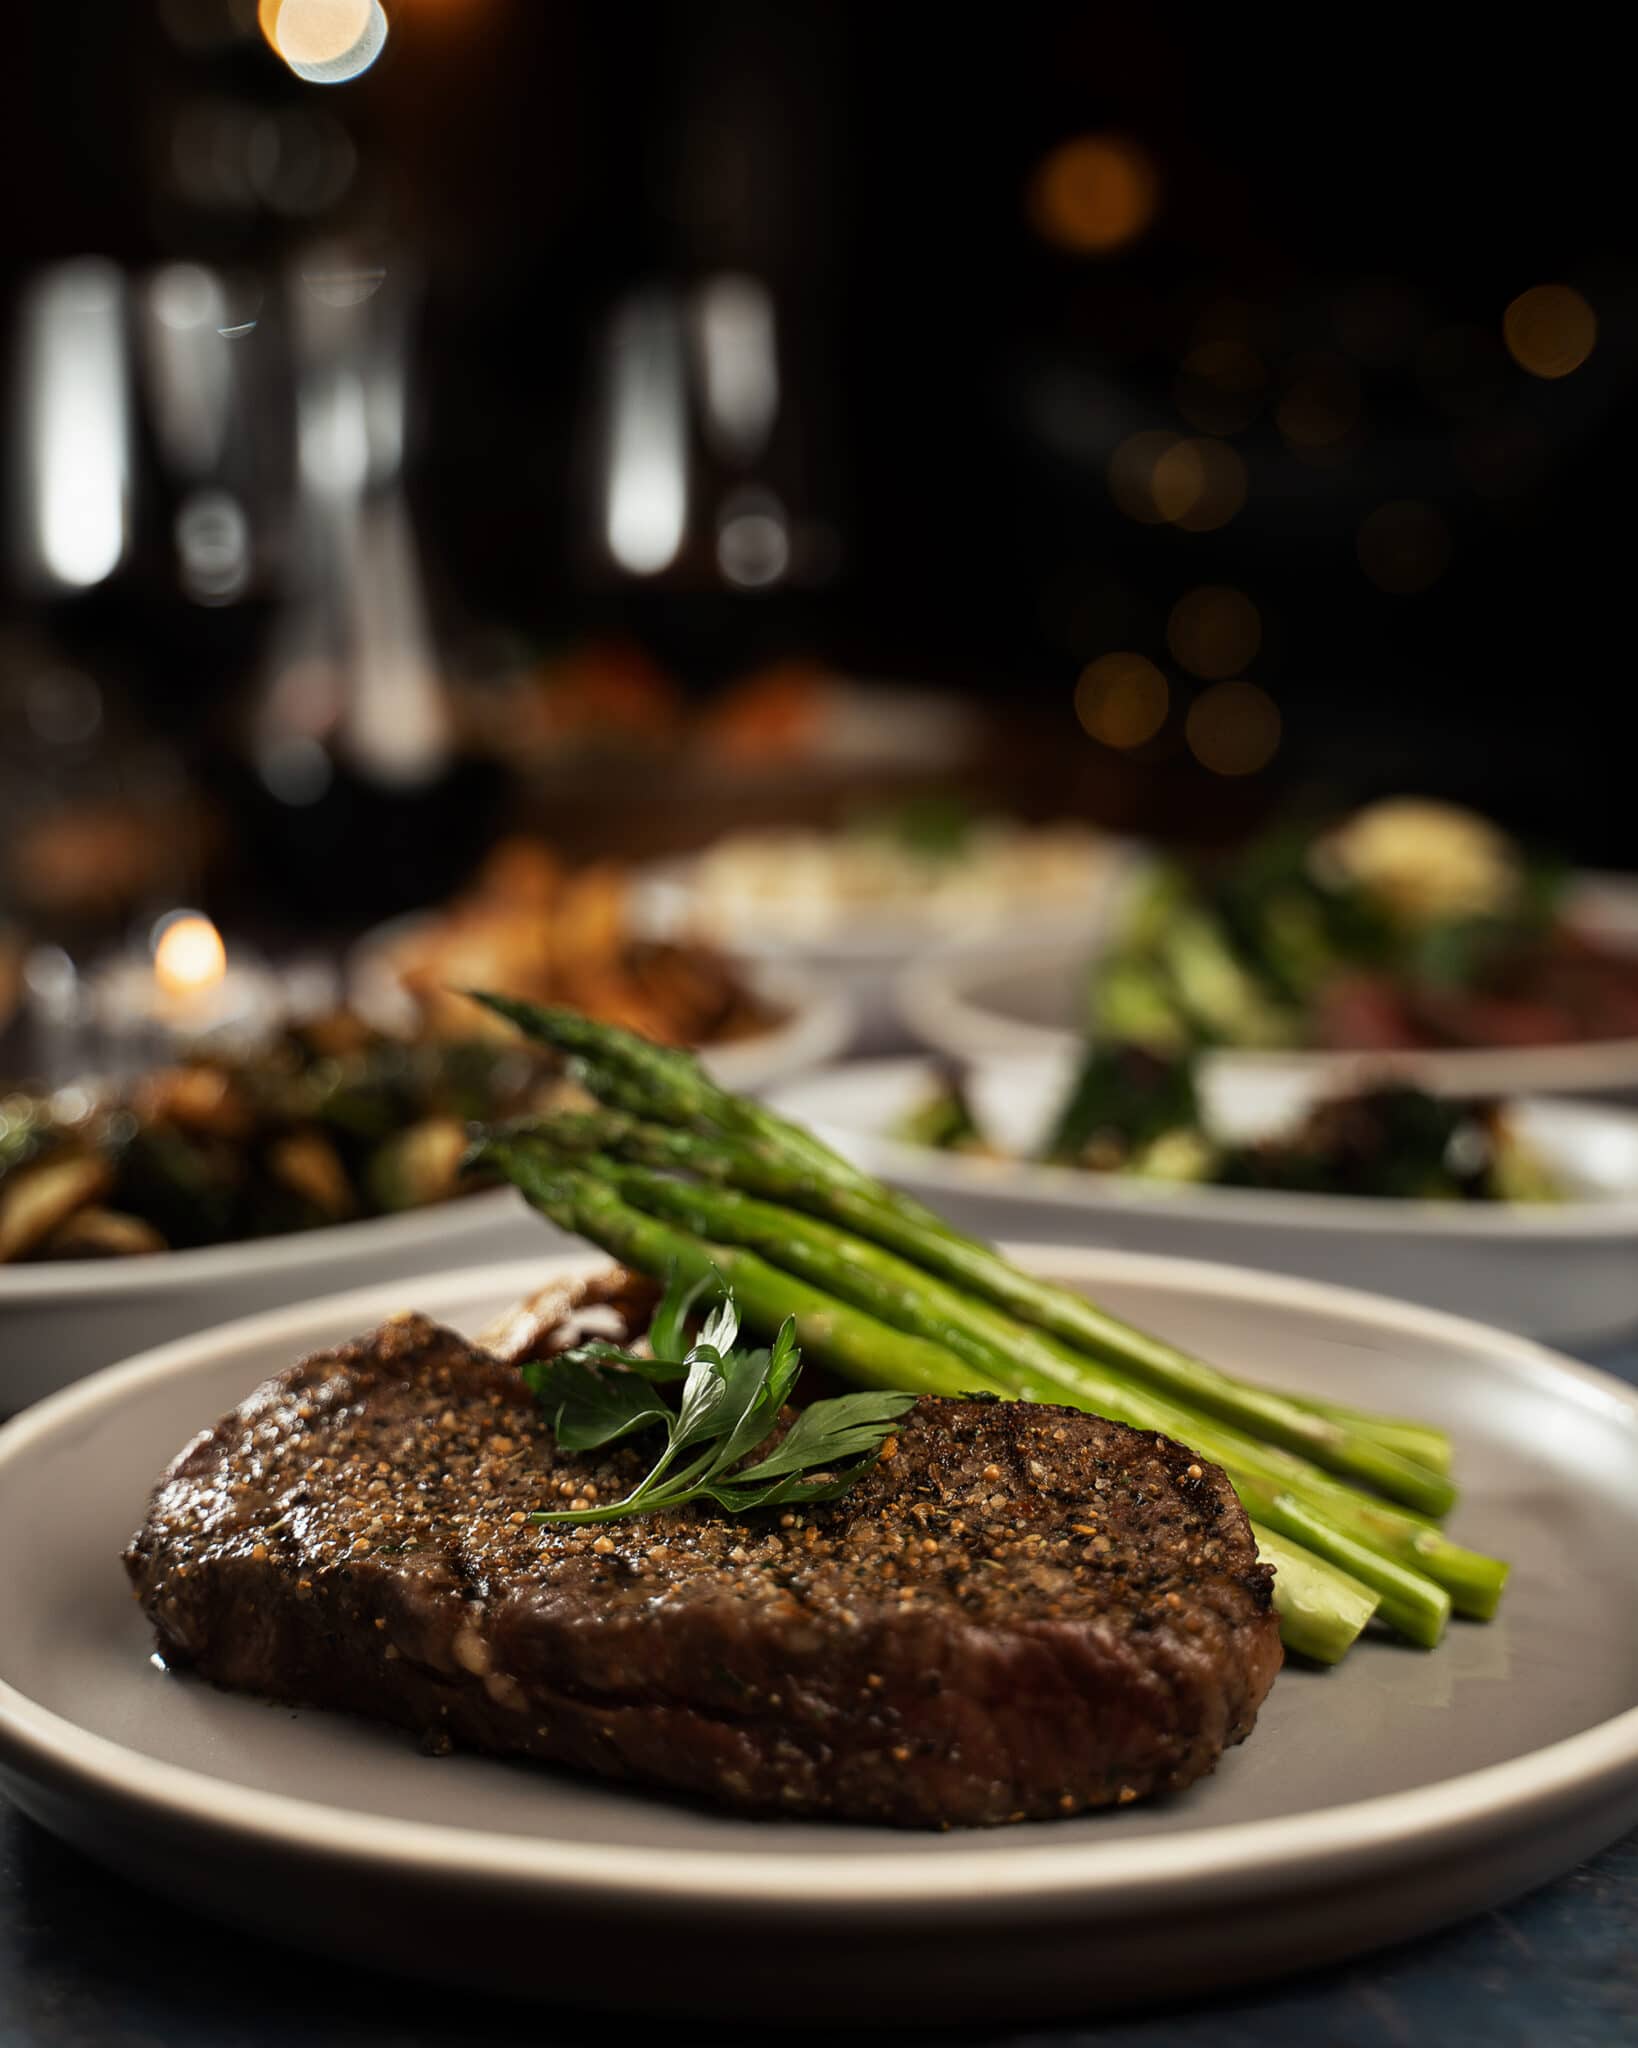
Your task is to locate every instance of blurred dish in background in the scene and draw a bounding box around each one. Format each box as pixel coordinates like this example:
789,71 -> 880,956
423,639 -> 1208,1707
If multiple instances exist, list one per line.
892,1044 -> 1562,1203
0,1011 -> 569,1269
347,837 -> 856,1092
639,799 -> 1127,952
1091,800 -> 1638,1057
767,1055 -> 1638,1342
456,642 -> 980,780
0,1007 -> 577,1403
349,835 -> 778,1044
899,803 -> 1638,1097
635,798 -> 1133,1048
452,644 -> 986,864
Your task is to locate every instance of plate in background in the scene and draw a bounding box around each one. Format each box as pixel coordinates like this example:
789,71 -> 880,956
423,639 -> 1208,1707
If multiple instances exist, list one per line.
630,839 -> 1137,1047
769,1059 -> 1638,1342
2,1249 -> 1636,2020
895,873 -> 1638,1100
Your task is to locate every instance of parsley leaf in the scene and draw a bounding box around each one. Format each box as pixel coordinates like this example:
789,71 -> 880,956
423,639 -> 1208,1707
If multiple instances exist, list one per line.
522,1285 -> 915,1527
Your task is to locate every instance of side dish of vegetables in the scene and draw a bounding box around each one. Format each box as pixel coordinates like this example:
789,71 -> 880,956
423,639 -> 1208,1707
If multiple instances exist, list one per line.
0,1014 -> 577,1263
895,1044 -> 1560,1204
1091,799 -> 1638,1057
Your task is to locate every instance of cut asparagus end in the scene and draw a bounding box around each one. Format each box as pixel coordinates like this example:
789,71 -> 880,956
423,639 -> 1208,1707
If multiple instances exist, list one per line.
1239,1484 -> 1451,1649
1250,1521 -> 1381,1664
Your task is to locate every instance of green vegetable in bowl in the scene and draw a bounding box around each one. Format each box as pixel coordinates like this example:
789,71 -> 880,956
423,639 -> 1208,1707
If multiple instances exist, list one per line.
0,1020 -> 566,1262
889,1068 -> 986,1154
1084,802 -> 1609,1060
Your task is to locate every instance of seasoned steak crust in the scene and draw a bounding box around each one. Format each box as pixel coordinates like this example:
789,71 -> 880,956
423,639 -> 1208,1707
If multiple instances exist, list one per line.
125,1304 -> 1282,1828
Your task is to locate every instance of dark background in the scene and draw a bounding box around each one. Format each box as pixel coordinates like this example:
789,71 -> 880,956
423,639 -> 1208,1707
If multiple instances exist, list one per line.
3,3 -> 1633,867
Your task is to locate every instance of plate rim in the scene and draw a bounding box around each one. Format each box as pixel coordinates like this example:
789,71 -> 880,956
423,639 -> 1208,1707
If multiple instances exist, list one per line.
0,1184 -> 529,1303
766,1058 -> 1638,1241
3,1246 -> 1638,1917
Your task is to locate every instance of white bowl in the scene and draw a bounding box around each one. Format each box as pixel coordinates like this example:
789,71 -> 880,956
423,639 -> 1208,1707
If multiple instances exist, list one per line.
768,1057 -> 1638,1343
0,1189 -> 558,1412
630,842 -> 1138,1048
895,872 -> 1638,1100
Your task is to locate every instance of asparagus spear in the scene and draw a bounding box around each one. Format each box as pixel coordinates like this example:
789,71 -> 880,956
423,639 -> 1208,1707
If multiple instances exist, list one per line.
481,1139 -> 1006,1400
484,1142 -> 1386,1662
526,1105 -> 1453,1476
468,997 -> 1460,1511
1229,1480 -> 1449,1647
468,994 -> 869,1188
501,1082 -> 1453,1518
1282,1396 -> 1453,1478
568,1151 -> 1459,1642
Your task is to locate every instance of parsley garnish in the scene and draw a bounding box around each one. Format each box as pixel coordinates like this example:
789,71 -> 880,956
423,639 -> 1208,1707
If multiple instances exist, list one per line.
521,1274 -> 916,1527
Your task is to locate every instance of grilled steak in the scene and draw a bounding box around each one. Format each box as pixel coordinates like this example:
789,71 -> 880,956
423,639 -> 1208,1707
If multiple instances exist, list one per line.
125,1285 -> 1281,1828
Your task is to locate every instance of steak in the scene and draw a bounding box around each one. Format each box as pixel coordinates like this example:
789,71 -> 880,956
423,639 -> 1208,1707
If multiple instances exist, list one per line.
125,1281 -> 1282,1828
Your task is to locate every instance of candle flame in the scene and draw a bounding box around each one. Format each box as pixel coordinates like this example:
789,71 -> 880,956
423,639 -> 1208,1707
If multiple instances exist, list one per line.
152,914 -> 227,1000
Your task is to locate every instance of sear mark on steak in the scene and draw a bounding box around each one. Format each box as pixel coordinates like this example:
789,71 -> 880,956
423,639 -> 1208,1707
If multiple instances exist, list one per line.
124,1288 -> 1282,1829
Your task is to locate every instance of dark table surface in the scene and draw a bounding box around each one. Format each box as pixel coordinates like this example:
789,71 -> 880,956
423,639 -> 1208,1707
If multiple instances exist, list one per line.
3,1338 -> 1635,2047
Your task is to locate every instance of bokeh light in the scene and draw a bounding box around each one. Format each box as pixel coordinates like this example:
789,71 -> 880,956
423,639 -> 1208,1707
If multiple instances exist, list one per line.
260,0 -> 388,84
1107,431 -> 1183,526
1075,653 -> 1169,749
1158,437 -> 1248,532
1166,586 -> 1261,680
1357,500 -> 1451,594
151,912 -> 227,998
717,487 -> 791,589
1185,680 -> 1281,777
1174,340 -> 1267,436
1503,284 -> 1596,379
1029,135 -> 1159,256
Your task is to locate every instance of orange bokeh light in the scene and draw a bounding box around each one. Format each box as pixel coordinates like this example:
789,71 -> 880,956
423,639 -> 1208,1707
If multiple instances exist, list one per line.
1167,586 -> 1262,680
1030,135 -> 1159,256
1185,680 -> 1281,777
1075,653 -> 1170,749
1108,434 -> 1246,531
1503,284 -> 1596,380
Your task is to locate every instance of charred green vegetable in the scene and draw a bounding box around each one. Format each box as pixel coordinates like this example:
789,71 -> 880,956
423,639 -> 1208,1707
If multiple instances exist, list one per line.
0,1020 -> 566,1262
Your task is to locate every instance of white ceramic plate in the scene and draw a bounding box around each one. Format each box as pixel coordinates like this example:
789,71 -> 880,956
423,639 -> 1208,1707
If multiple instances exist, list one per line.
895,872 -> 1638,1099
2,1249 -> 1636,2021
347,930 -> 856,1095
767,1059 -> 1638,1343
629,842 -> 1138,1047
